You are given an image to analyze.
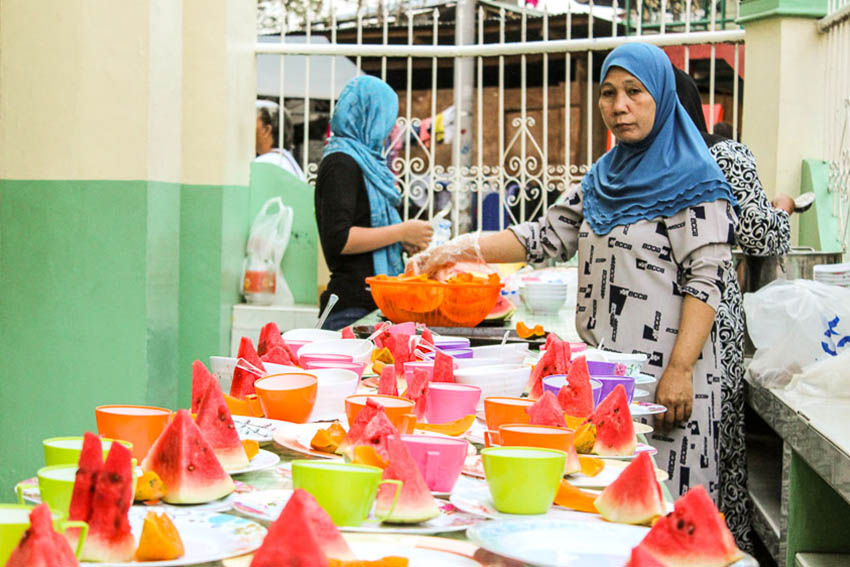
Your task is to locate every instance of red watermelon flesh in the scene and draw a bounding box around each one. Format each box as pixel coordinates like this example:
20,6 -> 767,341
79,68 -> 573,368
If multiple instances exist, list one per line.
250,489 -> 353,567
196,379 -> 249,471
558,356 -> 595,418
337,398 -> 394,458
594,452 -> 665,525
67,432 -> 102,529
229,337 -> 266,399
564,444 -> 581,476
257,322 -> 284,357
80,441 -> 135,563
261,345 -> 295,367
192,359 -> 216,414
527,336 -> 570,399
526,391 -> 566,427
142,409 -> 234,504
634,485 -> 742,567
392,335 -> 412,376
421,328 -> 434,346
432,350 -> 455,383
341,326 -> 356,339
377,365 -> 398,396
591,385 -> 637,456
404,367 -> 430,421
375,435 -> 441,524
7,504 -> 78,567
544,332 -> 561,351
628,546 -> 665,567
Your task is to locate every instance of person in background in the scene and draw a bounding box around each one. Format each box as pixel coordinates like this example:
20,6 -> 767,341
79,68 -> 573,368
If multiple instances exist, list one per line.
409,43 -> 738,500
675,66 -> 793,552
712,121 -> 735,141
316,76 -> 432,330
255,99 -> 305,181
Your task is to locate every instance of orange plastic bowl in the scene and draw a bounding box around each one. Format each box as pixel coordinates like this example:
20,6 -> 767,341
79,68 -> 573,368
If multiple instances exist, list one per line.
254,373 -> 318,423
365,276 -> 503,327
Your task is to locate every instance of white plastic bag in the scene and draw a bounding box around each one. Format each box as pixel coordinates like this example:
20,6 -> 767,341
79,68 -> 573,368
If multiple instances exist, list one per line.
786,349 -> 850,398
743,279 -> 850,388
242,197 -> 294,306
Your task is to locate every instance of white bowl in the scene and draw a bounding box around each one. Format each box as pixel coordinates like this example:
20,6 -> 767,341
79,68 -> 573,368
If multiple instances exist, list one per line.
452,357 -> 502,369
281,328 -> 341,343
264,363 -> 302,376
521,294 -> 566,314
454,364 -> 531,409
305,368 -> 360,422
584,349 -> 647,377
470,343 -> 529,365
296,339 -> 374,364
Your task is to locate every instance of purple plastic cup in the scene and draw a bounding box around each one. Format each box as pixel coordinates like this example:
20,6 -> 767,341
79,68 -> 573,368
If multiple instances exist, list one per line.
593,375 -> 636,404
541,375 -> 604,407
433,336 -> 471,349
432,347 -> 474,359
587,360 -> 627,376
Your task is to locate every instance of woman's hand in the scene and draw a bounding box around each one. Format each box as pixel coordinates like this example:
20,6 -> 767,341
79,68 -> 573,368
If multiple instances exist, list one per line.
771,194 -> 795,215
399,220 -> 433,251
654,364 -> 694,429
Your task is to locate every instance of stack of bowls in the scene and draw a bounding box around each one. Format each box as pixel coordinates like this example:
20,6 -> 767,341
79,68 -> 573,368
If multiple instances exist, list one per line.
454,365 -> 531,409
519,281 -> 568,314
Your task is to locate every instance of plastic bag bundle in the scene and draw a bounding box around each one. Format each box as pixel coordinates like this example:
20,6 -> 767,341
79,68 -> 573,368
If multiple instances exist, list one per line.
743,279 -> 850,388
242,197 -> 294,305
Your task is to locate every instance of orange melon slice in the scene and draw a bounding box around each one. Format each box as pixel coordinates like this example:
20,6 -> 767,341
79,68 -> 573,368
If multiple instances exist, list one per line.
241,439 -> 260,461
414,414 -> 475,436
134,511 -> 184,562
133,471 -> 167,502
554,479 -> 599,514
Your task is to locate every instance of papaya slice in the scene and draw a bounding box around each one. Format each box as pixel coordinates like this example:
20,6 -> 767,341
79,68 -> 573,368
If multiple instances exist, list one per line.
371,348 -> 395,364
578,455 -> 605,477
241,439 -> 260,461
564,415 -> 588,430
224,393 -> 254,417
553,479 -> 599,514
309,422 -> 348,454
134,471 -> 167,502
134,511 -> 185,561
414,414 -> 475,436
329,557 -> 409,567
516,321 -> 545,339
352,445 -> 389,469
574,422 -> 597,454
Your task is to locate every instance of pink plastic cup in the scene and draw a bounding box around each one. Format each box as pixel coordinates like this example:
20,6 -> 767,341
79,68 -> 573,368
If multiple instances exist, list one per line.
286,340 -> 310,355
304,361 -> 366,378
400,434 -> 468,493
425,383 -> 482,425
299,352 -> 354,366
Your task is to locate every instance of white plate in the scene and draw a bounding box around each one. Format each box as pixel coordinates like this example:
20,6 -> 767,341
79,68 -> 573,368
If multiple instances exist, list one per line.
633,422 -> 654,435
226,449 -> 280,475
233,415 -> 291,444
569,459 -> 668,490
597,442 -> 657,461
231,489 -> 480,534
634,373 -> 657,385
632,388 -> 650,399
630,402 -> 667,417
273,421 -> 344,460
467,518 -> 758,567
80,506 -> 266,567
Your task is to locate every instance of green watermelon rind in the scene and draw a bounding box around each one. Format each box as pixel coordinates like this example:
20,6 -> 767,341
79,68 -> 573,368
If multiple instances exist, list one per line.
374,435 -> 441,524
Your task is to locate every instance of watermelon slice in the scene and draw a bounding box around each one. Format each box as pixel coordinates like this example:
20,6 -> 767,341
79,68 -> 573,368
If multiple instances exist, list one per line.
377,365 -> 398,396
374,435 -> 441,524
261,345 -> 295,367
526,391 -> 566,427
80,442 -> 135,563
564,444 -> 582,476
337,398 -> 397,459
142,409 -> 235,504
341,326 -> 356,339
6,504 -> 79,567
257,322 -> 283,357
421,328 -> 434,346
633,485 -> 742,567
196,379 -> 249,471
229,337 -> 266,399
403,367 -> 430,421
544,332 -> 561,351
557,356 -> 595,418
590,385 -> 637,456
527,335 -> 571,399
250,489 -> 354,567
339,408 -> 399,462
628,546 -> 665,567
594,452 -> 665,525
191,360 -> 216,414
432,350 -> 455,383
67,432 -> 102,530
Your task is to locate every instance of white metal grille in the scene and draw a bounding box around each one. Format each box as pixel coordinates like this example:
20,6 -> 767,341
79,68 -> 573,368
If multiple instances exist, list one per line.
820,0 -> 850,254
257,0 -> 744,235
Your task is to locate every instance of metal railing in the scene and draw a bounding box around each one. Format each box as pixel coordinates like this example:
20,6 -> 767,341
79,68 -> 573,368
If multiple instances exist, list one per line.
820,0 -> 850,254
257,0 -> 744,235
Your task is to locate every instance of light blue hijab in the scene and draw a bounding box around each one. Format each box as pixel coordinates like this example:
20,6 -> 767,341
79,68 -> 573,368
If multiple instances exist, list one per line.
323,76 -> 403,276
581,43 -> 736,235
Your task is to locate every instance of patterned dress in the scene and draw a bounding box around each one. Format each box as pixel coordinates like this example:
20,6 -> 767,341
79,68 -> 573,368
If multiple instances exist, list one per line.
711,139 -> 791,551
512,190 -> 737,501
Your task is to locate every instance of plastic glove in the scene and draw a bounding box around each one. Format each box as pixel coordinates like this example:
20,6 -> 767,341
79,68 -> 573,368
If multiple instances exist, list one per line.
405,232 -> 484,277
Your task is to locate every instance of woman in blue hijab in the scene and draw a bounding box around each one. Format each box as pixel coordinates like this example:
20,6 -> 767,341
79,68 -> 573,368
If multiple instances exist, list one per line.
315,76 -> 433,330
408,43 -> 738,502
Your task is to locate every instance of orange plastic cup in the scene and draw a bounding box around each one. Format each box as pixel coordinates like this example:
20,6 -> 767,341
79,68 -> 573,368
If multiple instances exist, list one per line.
484,423 -> 575,452
345,394 -> 416,434
254,373 -> 318,423
483,397 -> 534,431
95,405 -> 171,461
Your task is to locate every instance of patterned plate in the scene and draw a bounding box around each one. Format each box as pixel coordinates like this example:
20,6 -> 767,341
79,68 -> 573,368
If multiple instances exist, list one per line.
629,401 -> 667,417
634,373 -> 657,385
226,449 -> 280,476
632,388 -> 650,399
231,489 -> 481,535
233,416 -> 292,444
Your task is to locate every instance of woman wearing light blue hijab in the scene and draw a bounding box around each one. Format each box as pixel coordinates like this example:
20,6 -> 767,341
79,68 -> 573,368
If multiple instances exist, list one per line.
409,43 -> 738,501
316,76 -> 432,330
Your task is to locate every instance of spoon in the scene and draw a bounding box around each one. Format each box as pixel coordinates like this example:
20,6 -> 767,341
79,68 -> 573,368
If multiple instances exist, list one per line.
315,294 -> 339,329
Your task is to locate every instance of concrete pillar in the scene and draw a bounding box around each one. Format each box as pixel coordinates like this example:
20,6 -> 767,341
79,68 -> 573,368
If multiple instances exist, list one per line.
0,0 -> 254,498
738,0 -> 828,244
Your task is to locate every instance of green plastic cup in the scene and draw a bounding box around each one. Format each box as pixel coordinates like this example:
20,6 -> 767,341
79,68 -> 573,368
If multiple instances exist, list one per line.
0,504 -> 88,565
481,446 -> 567,514
291,460 -> 402,526
43,436 -> 133,466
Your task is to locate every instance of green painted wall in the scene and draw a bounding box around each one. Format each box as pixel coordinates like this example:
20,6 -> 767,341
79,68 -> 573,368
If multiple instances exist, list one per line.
799,159 -> 843,253
738,0 -> 827,23
0,179 -> 180,500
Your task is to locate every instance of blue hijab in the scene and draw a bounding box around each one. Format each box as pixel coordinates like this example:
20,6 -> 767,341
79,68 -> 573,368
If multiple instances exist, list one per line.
323,76 -> 403,276
581,43 -> 736,235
